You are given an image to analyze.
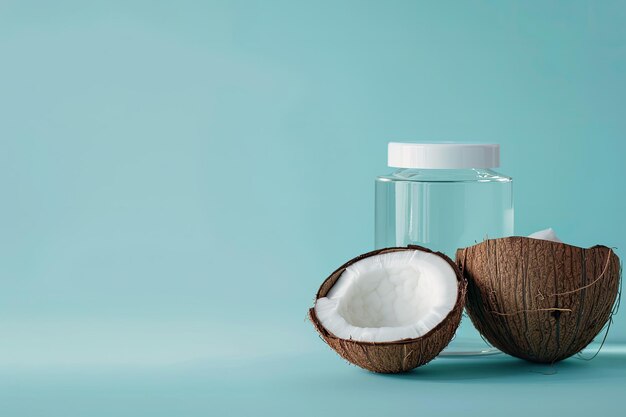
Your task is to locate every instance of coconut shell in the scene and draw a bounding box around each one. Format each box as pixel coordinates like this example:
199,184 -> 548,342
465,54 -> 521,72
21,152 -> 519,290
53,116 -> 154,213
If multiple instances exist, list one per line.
309,246 -> 466,373
456,237 -> 621,363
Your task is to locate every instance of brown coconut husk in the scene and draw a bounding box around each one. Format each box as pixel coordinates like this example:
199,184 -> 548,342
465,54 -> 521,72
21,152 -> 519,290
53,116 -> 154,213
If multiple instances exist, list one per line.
456,237 -> 621,363
309,245 -> 466,373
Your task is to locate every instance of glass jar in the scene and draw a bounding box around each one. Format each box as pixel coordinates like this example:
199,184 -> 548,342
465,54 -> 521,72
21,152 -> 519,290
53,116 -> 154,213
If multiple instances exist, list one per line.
375,143 -> 514,356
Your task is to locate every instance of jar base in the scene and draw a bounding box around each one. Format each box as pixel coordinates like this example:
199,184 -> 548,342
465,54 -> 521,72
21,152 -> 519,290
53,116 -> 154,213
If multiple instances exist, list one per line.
435,311 -> 502,357
439,344 -> 501,357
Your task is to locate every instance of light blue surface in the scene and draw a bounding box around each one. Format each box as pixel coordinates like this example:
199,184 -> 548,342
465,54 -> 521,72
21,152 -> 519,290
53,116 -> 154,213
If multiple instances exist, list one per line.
0,1 -> 625,415
2,345 -> 626,417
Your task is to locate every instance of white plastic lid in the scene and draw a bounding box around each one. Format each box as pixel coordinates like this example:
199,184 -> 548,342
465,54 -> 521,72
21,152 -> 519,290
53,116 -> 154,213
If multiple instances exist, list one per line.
388,142 -> 500,169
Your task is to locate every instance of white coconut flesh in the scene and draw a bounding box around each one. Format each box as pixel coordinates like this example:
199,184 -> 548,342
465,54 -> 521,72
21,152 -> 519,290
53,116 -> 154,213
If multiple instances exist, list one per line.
314,250 -> 458,343
528,228 -> 562,243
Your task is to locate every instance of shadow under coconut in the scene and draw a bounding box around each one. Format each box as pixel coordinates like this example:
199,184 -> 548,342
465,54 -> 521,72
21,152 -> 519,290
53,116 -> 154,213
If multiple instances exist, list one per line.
377,353 -> 626,383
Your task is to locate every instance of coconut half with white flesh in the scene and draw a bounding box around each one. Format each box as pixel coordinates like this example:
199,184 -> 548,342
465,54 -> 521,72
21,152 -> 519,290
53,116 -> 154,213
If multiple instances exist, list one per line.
310,246 -> 466,373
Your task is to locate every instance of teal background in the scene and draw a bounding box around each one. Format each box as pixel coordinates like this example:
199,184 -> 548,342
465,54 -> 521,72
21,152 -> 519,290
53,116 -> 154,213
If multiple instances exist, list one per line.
1,1 -> 625,416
